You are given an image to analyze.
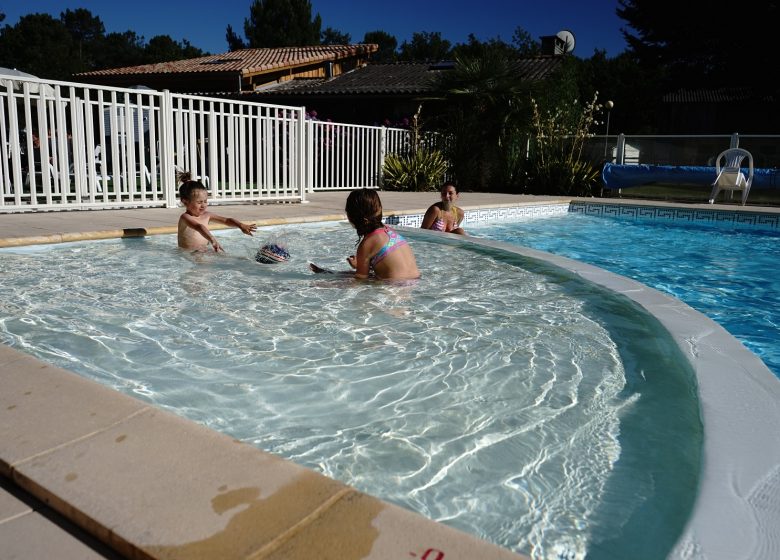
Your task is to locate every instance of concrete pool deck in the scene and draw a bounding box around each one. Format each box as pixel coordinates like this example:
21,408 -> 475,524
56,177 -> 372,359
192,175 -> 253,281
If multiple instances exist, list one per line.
2,193 -> 780,559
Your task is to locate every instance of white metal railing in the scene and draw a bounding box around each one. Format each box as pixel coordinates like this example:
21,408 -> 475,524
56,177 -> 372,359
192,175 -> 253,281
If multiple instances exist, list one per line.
170,94 -> 306,202
1,77 -> 171,211
2,74 -> 413,213
306,120 -> 394,191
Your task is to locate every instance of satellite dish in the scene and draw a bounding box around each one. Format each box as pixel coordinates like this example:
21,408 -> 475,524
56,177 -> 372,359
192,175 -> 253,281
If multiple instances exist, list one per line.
556,30 -> 576,54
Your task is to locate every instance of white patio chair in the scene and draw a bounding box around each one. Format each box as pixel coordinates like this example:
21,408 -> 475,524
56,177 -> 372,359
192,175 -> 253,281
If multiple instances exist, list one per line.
91,144 -> 113,192
709,148 -> 753,205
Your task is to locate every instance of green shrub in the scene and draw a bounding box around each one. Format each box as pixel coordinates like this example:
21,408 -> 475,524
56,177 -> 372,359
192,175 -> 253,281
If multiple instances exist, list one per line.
382,149 -> 448,191
527,93 -> 604,196
530,159 -> 600,195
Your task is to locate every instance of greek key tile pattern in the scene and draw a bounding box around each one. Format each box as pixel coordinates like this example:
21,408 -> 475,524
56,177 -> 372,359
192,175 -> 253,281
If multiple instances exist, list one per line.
463,204 -> 570,224
385,202 -> 779,232
385,214 -> 424,227
385,203 -> 569,227
569,202 -> 780,231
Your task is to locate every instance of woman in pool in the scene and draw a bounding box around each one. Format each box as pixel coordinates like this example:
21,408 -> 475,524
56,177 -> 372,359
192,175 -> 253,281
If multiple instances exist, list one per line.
177,171 -> 256,252
310,188 -> 420,280
420,181 -> 465,235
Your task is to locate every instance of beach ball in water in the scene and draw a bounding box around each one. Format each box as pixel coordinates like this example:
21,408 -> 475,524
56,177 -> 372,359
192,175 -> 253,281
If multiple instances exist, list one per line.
255,243 -> 290,264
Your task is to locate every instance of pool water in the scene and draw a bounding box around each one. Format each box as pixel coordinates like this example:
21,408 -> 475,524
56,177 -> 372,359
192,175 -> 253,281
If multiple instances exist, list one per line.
0,223 -> 702,560
470,214 -> 780,379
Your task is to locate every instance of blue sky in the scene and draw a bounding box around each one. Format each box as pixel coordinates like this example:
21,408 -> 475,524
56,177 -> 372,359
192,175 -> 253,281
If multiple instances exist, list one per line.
5,1 -> 628,58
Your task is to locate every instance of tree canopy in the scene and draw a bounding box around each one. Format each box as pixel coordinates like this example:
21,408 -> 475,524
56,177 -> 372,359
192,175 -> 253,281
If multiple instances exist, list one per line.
0,13 -> 76,79
363,31 -> 397,62
238,0 -> 321,48
320,27 -> 350,45
8,1 -> 773,134
617,0 -> 777,90
0,10 -> 206,79
398,31 -> 452,62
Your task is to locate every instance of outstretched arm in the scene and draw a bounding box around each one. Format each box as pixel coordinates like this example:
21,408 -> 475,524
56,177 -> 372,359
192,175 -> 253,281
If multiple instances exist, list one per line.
211,214 -> 257,236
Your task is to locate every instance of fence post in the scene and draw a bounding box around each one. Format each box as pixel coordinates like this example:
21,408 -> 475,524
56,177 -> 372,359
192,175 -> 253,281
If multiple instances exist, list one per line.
616,133 -> 626,164
4,81 -> 23,204
298,106 -> 308,202
730,133 -> 739,149
161,90 -> 177,207
378,126 -> 387,188
305,114 -> 314,195
69,87 -> 86,199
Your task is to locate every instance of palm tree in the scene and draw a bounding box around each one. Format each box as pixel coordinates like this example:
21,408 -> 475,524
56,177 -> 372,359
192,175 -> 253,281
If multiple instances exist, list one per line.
434,51 -> 536,191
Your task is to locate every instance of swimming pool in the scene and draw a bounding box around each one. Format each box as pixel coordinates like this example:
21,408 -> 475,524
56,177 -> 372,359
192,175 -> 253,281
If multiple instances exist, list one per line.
469,212 -> 780,379
0,223 -> 701,560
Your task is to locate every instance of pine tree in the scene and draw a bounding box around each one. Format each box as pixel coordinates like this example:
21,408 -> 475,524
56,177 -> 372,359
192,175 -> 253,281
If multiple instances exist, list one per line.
240,0 -> 322,48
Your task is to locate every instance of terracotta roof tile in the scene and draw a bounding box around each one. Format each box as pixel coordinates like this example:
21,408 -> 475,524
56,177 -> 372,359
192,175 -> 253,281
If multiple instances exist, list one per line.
77,45 -> 378,77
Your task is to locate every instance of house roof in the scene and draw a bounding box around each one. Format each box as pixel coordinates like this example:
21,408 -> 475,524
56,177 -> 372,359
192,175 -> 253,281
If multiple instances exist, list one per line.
663,87 -> 776,103
508,56 -> 566,81
252,56 -> 564,97
255,63 -> 442,95
77,45 -> 378,79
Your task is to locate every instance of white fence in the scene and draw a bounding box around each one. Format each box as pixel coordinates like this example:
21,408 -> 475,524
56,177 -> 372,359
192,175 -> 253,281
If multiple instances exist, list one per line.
306,121 -> 410,191
0,74 -> 411,213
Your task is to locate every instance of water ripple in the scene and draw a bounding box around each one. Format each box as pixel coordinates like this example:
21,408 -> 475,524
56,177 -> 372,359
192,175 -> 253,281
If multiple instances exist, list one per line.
0,224 -> 700,560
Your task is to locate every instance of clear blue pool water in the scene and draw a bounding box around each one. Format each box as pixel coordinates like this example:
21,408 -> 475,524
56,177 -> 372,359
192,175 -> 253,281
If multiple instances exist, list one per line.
470,214 -> 780,379
0,224 -> 702,560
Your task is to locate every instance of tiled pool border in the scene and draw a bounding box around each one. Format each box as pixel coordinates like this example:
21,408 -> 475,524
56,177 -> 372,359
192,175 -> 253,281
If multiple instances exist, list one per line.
568,201 -> 780,230
386,200 -> 780,231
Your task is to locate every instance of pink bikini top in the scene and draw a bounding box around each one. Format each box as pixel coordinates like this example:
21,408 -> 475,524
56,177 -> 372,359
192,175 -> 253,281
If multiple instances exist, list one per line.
366,226 -> 409,268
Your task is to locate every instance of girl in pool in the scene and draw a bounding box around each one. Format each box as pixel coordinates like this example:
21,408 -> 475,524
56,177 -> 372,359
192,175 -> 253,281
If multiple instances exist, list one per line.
420,181 -> 465,234
310,188 -> 420,280
177,171 -> 256,252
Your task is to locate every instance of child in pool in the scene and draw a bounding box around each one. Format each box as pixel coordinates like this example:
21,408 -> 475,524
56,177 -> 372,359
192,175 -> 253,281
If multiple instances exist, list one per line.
420,181 -> 465,235
177,171 -> 256,252
310,188 -> 420,280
